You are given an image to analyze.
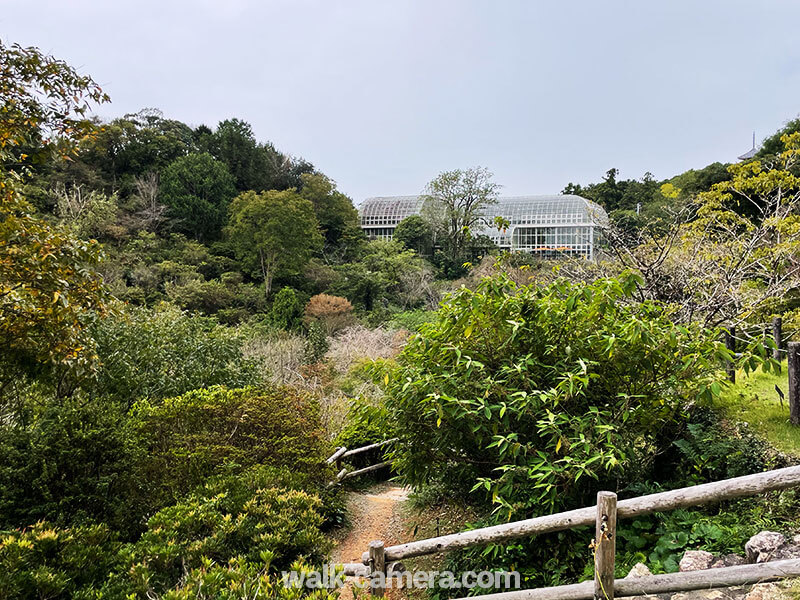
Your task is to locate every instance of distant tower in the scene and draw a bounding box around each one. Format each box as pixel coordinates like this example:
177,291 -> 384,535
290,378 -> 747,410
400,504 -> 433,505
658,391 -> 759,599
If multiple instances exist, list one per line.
738,131 -> 757,161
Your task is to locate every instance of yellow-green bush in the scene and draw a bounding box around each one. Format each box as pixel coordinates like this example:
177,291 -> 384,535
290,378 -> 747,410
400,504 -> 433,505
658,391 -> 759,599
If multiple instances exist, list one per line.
0,522 -> 120,600
130,385 -> 329,513
115,486 -> 329,596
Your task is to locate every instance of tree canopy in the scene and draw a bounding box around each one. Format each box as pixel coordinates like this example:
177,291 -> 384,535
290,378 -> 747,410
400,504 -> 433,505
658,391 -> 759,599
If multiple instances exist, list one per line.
160,152 -> 236,241
226,189 -> 322,297
421,166 -> 499,271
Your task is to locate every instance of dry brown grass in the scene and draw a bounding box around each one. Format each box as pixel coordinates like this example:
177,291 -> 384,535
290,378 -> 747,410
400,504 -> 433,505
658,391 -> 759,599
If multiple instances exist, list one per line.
325,325 -> 407,376
243,331 -> 307,387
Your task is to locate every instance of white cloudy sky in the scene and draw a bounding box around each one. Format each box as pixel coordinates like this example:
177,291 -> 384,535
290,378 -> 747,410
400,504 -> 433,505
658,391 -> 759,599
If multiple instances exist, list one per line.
2,0 -> 799,202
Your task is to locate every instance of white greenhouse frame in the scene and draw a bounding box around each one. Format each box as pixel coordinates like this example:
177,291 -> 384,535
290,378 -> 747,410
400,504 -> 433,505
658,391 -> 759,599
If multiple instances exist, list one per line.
358,194 -> 609,260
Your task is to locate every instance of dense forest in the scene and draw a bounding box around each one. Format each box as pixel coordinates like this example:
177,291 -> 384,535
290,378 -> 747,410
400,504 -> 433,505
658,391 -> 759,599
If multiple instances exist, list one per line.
3,40 -> 800,599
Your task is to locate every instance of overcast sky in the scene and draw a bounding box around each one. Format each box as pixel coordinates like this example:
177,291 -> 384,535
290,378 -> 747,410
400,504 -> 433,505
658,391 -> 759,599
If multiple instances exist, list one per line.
3,0 -> 799,202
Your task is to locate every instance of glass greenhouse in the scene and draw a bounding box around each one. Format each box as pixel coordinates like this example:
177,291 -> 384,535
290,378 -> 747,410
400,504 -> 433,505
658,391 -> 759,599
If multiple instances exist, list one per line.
359,194 -> 609,259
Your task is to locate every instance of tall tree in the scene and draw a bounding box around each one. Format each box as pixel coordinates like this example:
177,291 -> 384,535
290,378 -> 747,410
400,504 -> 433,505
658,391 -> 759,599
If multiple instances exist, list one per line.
210,118 -> 271,192
393,214 -> 433,256
160,152 -> 236,241
299,173 -> 364,261
1,40 -> 110,399
421,166 -> 500,268
226,189 -> 322,298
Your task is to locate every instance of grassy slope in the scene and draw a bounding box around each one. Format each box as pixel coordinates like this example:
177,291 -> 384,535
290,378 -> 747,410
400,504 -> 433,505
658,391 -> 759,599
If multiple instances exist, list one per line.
715,360 -> 800,456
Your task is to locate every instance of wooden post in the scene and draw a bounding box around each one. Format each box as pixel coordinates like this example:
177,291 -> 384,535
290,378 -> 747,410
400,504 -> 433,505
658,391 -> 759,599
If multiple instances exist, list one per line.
594,492 -> 616,600
774,317 -> 783,372
725,327 -> 736,384
369,540 -> 386,597
789,342 -> 800,426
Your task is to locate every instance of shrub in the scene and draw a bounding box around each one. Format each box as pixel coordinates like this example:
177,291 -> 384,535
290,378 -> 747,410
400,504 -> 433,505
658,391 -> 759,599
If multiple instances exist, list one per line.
334,400 -> 393,476
199,465 -> 346,529
271,287 -> 303,330
130,386 -> 329,511
0,521 -> 120,600
157,559 -> 338,600
616,505 -> 780,574
0,398 -> 141,535
388,309 -> 438,332
89,303 -> 260,405
166,278 -> 237,314
116,487 -> 329,596
304,294 -> 354,334
305,321 -> 330,364
334,400 -> 390,453
375,272 -> 759,519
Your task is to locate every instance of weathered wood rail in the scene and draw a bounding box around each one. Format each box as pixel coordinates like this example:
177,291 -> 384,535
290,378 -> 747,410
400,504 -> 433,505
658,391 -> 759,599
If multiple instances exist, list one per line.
325,438 -> 397,485
356,464 -> 800,599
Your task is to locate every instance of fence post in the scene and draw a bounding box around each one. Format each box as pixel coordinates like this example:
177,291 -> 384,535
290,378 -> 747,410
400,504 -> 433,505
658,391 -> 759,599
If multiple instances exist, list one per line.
789,342 -> 800,426
595,491 -> 617,600
774,317 -> 783,373
725,327 -> 736,384
369,540 -> 386,597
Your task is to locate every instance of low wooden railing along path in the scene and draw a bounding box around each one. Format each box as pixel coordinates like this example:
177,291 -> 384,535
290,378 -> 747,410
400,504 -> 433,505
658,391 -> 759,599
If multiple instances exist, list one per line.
341,464 -> 800,599
326,438 -> 398,485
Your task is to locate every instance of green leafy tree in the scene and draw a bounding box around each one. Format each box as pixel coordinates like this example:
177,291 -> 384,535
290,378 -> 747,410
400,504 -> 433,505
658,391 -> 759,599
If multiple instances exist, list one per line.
1,194 -> 109,397
226,189 -> 322,298
0,41 -> 110,399
299,173 -> 364,260
421,166 -> 499,271
597,133 -> 800,327
0,40 -> 109,180
757,117 -> 800,160
331,240 -> 436,311
160,152 -> 236,241
210,118 -> 273,192
393,214 -> 433,255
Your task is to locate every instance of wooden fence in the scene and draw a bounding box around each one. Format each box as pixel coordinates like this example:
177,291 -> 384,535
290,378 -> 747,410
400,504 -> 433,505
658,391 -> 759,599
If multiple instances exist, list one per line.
352,464 -> 800,599
325,438 -> 398,485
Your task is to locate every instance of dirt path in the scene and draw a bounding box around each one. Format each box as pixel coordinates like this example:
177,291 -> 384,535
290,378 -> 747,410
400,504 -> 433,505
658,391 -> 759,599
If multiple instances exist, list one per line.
332,483 -> 411,565
331,483 -> 411,599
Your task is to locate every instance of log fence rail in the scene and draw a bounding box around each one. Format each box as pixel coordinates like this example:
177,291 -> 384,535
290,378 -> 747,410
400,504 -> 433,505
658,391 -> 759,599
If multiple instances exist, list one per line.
351,464 -> 800,599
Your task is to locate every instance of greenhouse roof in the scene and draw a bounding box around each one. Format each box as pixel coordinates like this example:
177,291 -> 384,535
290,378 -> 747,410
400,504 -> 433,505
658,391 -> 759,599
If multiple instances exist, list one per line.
359,194 -> 609,228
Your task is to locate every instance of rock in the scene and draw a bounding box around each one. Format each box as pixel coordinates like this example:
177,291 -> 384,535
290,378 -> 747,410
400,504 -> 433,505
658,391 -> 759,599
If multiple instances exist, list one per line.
767,542 -> 800,561
679,550 -> 714,572
625,562 -> 652,578
710,553 -> 747,568
745,531 -> 786,563
670,591 -> 728,600
744,582 -> 789,599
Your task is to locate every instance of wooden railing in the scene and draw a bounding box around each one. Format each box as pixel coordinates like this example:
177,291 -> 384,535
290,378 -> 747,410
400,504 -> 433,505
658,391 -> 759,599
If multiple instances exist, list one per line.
355,464 -> 800,599
326,438 -> 398,485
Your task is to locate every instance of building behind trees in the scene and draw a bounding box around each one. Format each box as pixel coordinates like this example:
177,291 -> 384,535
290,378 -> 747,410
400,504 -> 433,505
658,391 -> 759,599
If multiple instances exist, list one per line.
359,194 -> 608,259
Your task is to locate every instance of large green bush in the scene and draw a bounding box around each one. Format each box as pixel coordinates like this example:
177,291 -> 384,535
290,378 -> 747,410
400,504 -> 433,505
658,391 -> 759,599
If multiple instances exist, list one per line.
130,385 -> 329,511
90,303 -> 260,405
376,272 -> 767,519
0,398 -> 140,534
